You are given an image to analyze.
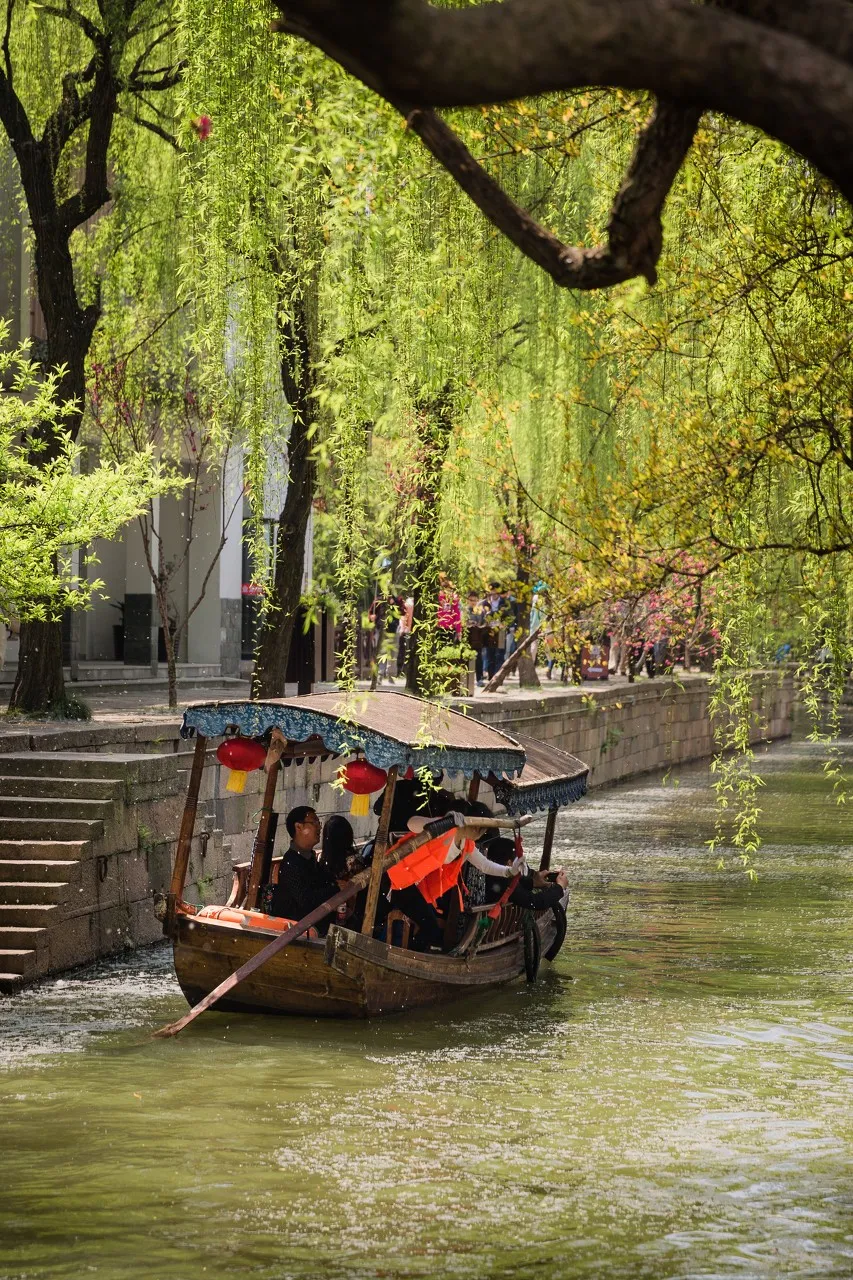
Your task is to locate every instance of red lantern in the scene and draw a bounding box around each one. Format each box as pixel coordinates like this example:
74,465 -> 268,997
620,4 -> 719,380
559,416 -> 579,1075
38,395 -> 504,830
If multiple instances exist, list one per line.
216,737 -> 267,794
338,758 -> 388,817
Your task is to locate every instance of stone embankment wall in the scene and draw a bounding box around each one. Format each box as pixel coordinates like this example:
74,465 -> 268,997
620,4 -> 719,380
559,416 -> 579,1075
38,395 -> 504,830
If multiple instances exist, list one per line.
0,671 -> 793,986
0,730 -> 360,987
460,671 -> 795,790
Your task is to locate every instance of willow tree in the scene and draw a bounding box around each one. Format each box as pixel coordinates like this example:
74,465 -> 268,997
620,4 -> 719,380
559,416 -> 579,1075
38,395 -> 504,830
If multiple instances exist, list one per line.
178,0 -> 395,694
471,110 -> 853,860
0,0 -> 182,711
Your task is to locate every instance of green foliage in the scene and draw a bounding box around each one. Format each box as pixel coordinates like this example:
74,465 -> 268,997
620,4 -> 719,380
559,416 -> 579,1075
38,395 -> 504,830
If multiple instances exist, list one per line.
0,328 -> 170,623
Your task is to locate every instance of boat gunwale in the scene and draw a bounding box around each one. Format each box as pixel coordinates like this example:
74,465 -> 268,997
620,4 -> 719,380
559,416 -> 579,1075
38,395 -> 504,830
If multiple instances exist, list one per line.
174,900 -> 563,986
178,911 -> 326,948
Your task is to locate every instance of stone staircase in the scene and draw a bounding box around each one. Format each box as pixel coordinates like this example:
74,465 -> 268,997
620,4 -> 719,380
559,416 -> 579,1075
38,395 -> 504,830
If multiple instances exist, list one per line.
0,752 -> 182,992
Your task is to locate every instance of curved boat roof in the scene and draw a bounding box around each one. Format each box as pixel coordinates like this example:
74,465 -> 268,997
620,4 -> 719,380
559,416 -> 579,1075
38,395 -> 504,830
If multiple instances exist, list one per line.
181,690 -> 526,779
492,734 -> 589,815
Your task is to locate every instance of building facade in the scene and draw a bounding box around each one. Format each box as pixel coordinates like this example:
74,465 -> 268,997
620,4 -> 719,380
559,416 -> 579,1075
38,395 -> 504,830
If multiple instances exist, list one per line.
0,147 -> 333,689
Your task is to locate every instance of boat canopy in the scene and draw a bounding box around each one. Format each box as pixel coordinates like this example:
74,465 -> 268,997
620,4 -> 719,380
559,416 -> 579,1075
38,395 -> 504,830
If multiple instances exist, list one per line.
181,690 -> 526,780
490,734 -> 589,815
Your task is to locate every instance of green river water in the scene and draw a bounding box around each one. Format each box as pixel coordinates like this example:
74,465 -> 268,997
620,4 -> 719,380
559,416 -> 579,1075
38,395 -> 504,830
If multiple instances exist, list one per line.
1,738 -> 852,1280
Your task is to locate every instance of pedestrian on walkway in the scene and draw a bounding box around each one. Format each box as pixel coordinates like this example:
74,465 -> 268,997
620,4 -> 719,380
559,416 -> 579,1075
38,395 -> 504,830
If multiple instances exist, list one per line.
479,582 -> 509,681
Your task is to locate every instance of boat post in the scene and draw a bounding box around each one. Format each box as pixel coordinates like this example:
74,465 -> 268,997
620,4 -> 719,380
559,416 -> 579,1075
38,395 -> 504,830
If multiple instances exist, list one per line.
441,771 -> 481,948
244,753 -> 283,909
165,733 -> 207,935
361,765 -> 398,936
540,806 -> 558,871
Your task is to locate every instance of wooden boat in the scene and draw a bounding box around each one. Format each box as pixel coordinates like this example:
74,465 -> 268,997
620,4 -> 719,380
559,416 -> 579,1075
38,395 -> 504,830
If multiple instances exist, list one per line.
164,691 -> 589,1019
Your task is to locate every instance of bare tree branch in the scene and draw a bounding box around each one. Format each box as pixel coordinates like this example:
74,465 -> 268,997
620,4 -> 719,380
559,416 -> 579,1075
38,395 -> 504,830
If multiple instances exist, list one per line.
117,106 -> 182,152
129,22 -> 177,82
38,2 -> 103,47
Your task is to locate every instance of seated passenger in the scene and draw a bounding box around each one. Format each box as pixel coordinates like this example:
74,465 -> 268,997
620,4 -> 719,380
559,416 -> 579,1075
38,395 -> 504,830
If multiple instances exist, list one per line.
479,836 -> 568,910
267,806 -> 339,933
319,814 -> 358,880
387,801 -> 508,952
320,814 -> 360,927
372,771 -> 455,835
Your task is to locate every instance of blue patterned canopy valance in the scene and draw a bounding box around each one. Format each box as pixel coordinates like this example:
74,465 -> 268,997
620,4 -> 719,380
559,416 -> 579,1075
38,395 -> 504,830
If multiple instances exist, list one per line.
180,691 -> 527,780
493,770 -> 589,816
491,733 -> 590,815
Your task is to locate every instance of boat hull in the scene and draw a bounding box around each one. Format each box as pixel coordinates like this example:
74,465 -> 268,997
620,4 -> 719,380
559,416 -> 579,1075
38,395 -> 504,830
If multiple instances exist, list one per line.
172,905 -> 565,1019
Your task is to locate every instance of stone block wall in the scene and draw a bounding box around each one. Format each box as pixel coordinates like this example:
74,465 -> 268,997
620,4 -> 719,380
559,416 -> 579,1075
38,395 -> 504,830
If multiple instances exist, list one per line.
458,671 -> 794,789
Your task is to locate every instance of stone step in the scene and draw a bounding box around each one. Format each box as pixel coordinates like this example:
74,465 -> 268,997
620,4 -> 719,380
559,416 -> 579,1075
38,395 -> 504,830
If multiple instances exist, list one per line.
0,752 -> 175,784
0,948 -> 36,976
0,775 -> 123,800
0,881 -> 70,905
0,971 -> 27,992
0,818 -> 103,841
0,902 -> 60,927
0,840 -> 89,859
0,796 -> 113,821
0,860 -> 80,882
0,925 -> 47,950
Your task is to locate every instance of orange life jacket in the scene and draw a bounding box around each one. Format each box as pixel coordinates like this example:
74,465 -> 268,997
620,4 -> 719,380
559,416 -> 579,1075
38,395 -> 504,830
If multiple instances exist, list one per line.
387,828 -> 475,907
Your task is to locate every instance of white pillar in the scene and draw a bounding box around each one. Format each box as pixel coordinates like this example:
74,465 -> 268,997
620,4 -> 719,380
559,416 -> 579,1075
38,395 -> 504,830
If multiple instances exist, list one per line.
186,449 -> 244,675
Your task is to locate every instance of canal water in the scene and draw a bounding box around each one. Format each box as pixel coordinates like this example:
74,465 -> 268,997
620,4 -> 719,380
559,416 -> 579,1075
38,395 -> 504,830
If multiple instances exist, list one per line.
1,739 -> 852,1279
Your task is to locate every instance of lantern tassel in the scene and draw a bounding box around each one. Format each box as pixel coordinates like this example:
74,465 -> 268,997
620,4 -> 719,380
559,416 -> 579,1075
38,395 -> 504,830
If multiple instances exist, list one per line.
226,769 -> 248,794
349,791 -> 370,818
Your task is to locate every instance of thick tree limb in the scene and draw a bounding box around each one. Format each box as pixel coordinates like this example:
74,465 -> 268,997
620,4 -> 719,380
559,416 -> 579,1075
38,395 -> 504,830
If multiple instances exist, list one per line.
41,64 -> 98,173
724,1 -> 853,69
3,0 -> 15,88
272,1 -> 853,209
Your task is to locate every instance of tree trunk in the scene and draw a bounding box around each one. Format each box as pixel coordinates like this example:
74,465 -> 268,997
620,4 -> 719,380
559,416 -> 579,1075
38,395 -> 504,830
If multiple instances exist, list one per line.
160,595 -> 178,711
8,617 -> 66,713
251,442 -> 315,699
516,651 -> 539,687
10,189 -> 100,714
405,585 -> 426,695
251,230 -> 319,700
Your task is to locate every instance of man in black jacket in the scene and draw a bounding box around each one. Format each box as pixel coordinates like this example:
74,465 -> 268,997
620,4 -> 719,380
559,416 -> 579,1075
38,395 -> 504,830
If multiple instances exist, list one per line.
267,806 -> 339,932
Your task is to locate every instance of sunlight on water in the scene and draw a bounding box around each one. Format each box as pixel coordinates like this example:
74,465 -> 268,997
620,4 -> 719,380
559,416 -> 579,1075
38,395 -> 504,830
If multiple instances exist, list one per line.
1,740 -> 852,1279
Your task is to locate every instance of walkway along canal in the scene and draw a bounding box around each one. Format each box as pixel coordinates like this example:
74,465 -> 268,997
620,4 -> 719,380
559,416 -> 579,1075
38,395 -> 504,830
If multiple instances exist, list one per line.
1,736 -> 851,1279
